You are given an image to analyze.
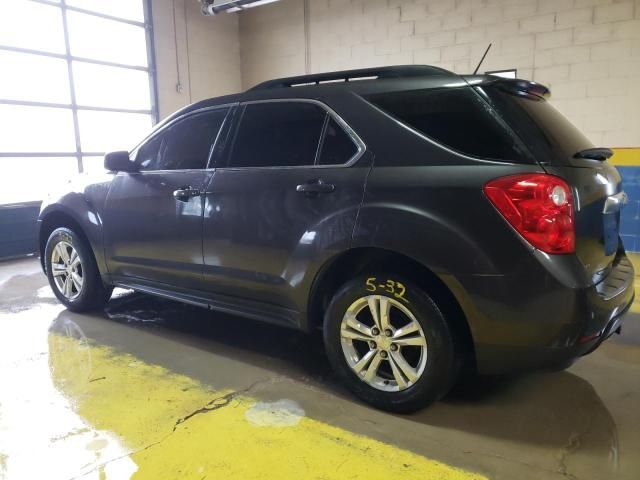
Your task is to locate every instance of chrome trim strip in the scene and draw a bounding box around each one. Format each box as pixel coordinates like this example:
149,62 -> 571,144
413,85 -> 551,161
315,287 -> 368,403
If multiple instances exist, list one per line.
128,103 -> 238,163
314,113 -> 331,165
603,191 -> 628,214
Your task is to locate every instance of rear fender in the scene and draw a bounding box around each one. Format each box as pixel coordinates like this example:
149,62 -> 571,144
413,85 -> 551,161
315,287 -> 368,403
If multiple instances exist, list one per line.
352,203 -> 500,275
281,205 -> 361,316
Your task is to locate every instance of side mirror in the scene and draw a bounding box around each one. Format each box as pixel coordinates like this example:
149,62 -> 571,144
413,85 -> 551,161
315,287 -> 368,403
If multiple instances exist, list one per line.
104,151 -> 137,173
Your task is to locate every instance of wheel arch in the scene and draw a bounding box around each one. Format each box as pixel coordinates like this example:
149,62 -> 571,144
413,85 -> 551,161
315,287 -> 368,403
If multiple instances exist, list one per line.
39,209 -> 95,275
307,247 -> 476,370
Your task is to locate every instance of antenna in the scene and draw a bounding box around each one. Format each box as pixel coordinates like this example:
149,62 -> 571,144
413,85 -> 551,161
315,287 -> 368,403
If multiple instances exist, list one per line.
473,43 -> 492,75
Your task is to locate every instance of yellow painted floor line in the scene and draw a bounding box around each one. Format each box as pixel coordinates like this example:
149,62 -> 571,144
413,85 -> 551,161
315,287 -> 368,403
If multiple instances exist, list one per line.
45,334 -> 486,480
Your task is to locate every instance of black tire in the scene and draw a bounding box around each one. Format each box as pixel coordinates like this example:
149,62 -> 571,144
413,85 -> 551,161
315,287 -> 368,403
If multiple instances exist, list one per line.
45,227 -> 112,312
323,274 -> 459,413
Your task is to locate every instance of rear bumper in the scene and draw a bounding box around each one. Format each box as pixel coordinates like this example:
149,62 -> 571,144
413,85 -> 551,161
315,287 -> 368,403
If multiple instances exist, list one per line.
452,250 -> 635,375
475,293 -> 632,373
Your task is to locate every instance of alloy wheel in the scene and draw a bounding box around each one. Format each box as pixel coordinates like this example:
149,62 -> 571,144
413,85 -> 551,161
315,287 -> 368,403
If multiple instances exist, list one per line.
50,241 -> 83,300
340,295 -> 428,392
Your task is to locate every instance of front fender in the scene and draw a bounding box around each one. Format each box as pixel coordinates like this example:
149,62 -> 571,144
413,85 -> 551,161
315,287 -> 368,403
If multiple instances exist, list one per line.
38,173 -> 113,275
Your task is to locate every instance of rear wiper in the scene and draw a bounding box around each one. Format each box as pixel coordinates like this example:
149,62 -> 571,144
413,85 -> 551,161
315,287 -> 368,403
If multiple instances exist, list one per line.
573,147 -> 613,161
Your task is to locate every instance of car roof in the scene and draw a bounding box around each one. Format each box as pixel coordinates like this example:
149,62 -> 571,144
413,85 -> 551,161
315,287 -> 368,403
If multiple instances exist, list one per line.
159,66 -> 457,122
157,65 -> 543,128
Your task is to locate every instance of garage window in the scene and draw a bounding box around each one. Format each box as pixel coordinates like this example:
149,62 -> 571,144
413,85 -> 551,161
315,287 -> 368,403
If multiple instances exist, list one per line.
0,0 -> 157,205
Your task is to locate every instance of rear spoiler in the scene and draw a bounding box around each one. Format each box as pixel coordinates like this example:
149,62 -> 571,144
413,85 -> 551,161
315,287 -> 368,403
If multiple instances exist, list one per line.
493,78 -> 551,99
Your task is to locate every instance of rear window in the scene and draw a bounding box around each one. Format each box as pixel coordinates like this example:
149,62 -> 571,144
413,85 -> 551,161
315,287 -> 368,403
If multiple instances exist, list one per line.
366,87 -> 530,162
481,84 -> 593,164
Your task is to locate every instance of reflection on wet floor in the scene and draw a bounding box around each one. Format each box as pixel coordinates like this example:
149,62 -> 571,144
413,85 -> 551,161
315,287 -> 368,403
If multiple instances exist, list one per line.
103,290 -> 333,380
1,259 -> 640,480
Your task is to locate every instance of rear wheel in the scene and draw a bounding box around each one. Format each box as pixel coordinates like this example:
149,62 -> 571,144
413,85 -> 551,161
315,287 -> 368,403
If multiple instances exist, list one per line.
45,227 -> 111,312
323,274 -> 458,413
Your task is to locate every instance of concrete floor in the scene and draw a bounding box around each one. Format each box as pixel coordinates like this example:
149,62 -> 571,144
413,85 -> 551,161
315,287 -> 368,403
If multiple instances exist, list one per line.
1,257 -> 639,480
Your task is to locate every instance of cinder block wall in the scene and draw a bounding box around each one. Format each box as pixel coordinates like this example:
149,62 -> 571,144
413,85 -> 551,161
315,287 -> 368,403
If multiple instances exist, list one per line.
240,0 -> 640,148
240,0 -> 640,250
152,0 -> 242,120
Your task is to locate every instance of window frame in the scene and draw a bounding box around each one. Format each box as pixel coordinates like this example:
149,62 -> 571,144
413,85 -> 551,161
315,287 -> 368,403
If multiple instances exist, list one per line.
129,104 -> 233,173
222,98 -> 365,171
315,114 -> 361,167
0,0 -> 159,175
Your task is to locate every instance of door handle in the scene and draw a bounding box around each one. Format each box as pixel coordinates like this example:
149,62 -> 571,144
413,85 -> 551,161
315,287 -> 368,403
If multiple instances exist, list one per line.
296,179 -> 335,195
173,187 -> 201,201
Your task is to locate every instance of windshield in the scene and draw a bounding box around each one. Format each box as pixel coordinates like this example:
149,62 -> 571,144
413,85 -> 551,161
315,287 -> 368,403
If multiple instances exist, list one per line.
480,84 -> 594,165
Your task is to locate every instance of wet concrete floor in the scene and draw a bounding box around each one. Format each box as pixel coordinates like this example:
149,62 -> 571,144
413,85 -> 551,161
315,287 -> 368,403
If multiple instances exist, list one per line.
1,257 -> 639,479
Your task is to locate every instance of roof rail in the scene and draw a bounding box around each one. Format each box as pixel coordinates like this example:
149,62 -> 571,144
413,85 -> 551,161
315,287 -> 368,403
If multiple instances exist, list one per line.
248,65 -> 451,91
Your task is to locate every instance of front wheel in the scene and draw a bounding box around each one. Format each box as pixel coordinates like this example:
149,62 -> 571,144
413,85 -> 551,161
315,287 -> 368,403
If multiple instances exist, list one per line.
323,275 -> 458,413
45,227 -> 111,312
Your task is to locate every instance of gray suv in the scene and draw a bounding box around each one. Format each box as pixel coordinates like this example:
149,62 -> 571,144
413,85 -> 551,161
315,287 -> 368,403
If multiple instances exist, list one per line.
38,65 -> 634,412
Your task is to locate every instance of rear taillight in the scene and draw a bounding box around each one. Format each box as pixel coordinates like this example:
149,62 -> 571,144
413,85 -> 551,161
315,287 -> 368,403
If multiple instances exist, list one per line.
484,174 -> 575,254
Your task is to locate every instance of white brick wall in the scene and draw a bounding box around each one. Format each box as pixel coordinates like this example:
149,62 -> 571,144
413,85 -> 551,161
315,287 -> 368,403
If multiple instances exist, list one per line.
153,0 -> 241,120
239,0 -> 640,147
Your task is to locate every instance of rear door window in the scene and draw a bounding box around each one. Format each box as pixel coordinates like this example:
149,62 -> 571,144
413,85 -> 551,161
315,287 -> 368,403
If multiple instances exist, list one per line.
366,87 -> 530,162
228,102 -> 326,168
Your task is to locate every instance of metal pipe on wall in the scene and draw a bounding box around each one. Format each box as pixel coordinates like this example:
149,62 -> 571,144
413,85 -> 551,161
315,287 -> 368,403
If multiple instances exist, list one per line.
304,0 -> 310,75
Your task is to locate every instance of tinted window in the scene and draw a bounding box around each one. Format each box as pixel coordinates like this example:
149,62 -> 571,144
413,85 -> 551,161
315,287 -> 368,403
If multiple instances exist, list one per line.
137,109 -> 227,171
482,85 -> 593,165
135,133 -> 162,170
318,117 -> 358,165
229,102 -> 326,168
367,88 -> 529,162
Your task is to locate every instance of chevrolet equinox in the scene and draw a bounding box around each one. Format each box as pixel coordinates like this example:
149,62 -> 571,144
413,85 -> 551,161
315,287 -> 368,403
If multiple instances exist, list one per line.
38,65 -> 634,412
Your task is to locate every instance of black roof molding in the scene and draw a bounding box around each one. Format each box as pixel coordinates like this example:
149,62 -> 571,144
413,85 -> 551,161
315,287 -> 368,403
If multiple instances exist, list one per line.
248,65 -> 453,91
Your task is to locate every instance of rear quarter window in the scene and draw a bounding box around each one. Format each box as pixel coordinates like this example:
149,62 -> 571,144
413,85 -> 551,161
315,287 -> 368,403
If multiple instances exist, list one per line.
366,87 -> 531,163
